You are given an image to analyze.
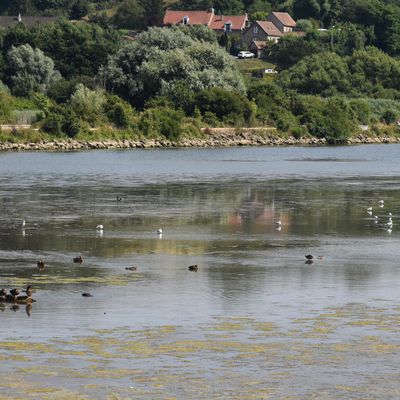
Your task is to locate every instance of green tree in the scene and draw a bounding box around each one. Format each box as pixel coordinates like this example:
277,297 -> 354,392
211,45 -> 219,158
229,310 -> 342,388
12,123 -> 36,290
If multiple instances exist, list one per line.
113,0 -> 145,29
139,0 -> 165,27
99,27 -> 245,108
6,44 -> 61,97
266,34 -> 320,69
32,21 -> 121,79
70,84 -> 106,125
278,51 -> 351,96
192,87 -> 254,125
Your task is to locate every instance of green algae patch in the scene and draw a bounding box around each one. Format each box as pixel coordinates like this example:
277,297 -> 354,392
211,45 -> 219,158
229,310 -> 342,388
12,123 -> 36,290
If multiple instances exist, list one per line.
4,273 -> 143,287
3,305 -> 400,399
0,341 -> 54,353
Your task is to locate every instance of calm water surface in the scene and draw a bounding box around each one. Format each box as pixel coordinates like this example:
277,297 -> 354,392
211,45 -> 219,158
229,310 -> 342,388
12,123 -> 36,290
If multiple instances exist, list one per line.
1,144 -> 400,399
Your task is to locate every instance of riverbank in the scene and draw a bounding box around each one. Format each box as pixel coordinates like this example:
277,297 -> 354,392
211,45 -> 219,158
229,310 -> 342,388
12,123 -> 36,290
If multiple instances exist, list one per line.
0,128 -> 399,151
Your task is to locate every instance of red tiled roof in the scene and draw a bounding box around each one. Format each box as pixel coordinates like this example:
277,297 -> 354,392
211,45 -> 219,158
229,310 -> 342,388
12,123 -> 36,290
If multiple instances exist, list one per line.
256,21 -> 283,37
163,10 -> 213,26
210,14 -> 248,31
250,40 -> 267,49
271,12 -> 296,27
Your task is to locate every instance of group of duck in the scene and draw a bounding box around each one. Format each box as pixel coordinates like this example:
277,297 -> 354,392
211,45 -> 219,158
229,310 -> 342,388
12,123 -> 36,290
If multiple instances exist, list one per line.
367,200 -> 393,231
0,285 -> 35,304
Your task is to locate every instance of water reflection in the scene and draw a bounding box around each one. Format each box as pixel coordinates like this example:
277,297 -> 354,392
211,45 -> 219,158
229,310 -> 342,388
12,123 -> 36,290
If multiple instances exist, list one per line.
0,147 -> 399,330
1,147 -> 400,396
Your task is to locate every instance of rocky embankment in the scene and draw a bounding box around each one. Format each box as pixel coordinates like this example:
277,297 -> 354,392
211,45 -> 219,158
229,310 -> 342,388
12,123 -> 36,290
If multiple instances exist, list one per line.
0,128 -> 398,151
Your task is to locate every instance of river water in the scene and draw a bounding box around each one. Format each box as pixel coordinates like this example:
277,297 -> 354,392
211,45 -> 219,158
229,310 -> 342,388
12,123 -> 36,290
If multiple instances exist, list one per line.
1,145 -> 400,399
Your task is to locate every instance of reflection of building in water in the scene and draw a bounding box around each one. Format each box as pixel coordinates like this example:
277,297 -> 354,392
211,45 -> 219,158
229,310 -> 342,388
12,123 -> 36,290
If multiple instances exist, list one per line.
228,188 -> 290,228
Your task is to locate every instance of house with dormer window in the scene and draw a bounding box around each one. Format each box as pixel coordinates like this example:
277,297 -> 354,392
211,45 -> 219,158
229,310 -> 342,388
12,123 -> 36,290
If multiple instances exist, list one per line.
163,8 -> 248,35
241,12 -> 303,57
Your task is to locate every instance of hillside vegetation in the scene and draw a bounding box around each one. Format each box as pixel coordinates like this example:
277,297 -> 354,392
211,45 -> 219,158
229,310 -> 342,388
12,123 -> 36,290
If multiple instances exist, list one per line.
0,0 -> 400,144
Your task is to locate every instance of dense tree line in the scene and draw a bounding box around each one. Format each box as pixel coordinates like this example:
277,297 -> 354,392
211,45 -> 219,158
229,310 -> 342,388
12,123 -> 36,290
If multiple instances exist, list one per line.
0,1 -> 400,144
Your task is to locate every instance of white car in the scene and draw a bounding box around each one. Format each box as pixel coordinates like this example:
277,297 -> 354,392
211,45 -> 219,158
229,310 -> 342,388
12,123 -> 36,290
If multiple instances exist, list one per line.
237,51 -> 255,59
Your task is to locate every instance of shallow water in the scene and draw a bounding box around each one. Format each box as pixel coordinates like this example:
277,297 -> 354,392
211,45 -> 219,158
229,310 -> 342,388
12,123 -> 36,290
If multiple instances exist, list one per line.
1,144 -> 400,399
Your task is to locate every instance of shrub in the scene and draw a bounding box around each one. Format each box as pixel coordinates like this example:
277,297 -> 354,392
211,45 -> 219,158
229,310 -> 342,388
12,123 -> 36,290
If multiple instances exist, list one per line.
41,105 -> 81,137
381,109 -> 397,124
0,92 -> 13,123
104,94 -> 137,129
70,84 -> 106,125
138,107 -> 184,140
349,99 -> 372,125
192,88 -> 254,126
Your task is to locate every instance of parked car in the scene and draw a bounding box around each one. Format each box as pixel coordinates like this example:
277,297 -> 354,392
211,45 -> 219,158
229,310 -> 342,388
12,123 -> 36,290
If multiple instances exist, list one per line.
237,51 -> 255,59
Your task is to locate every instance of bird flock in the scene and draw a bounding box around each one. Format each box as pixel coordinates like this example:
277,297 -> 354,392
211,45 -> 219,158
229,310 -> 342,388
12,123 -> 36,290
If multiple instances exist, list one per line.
367,199 -> 393,232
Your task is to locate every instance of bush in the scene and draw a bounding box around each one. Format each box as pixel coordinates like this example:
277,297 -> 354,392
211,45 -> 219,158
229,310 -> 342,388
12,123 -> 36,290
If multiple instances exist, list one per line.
138,107 -> 184,140
70,84 -> 106,125
303,97 -> 356,143
41,105 -> 81,137
104,94 -> 137,129
0,92 -> 13,123
381,109 -> 397,124
192,88 -> 254,126
349,99 -> 371,125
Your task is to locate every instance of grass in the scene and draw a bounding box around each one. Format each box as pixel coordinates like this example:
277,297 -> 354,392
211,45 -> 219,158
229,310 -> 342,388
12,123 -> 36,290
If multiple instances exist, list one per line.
235,58 -> 276,74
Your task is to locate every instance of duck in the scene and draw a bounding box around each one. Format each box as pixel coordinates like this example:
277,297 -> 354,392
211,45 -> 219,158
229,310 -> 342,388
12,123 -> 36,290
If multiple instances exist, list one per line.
379,200 -> 384,204
317,255 -> 324,260
82,293 -> 93,297
21,219 -> 26,227
24,285 -> 33,297
37,259 -> 45,269
367,207 -> 372,212
274,220 -> 282,227
305,255 -> 313,260
125,266 -> 137,271
156,228 -> 163,234
96,224 -> 104,230
9,288 -> 20,300
116,196 -> 122,202
73,255 -> 83,264
188,265 -> 198,272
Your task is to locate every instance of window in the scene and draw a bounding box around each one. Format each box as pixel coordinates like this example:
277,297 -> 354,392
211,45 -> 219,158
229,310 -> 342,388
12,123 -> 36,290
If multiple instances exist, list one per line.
252,25 -> 259,35
224,22 -> 232,32
183,16 -> 189,25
